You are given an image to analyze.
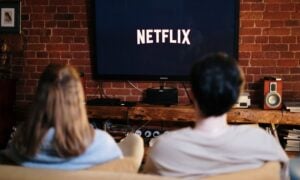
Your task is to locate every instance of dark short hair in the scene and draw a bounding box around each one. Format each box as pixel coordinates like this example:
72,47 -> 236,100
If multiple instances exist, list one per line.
190,53 -> 244,117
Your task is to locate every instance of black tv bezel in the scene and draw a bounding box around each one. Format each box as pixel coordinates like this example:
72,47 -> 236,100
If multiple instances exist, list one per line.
91,0 -> 240,81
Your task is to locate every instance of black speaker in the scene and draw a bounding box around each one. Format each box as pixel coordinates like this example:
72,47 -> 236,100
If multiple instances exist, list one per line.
143,87 -> 178,106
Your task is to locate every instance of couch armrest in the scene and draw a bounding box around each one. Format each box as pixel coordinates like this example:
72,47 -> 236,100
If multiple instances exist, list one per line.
118,133 -> 144,170
118,133 -> 144,158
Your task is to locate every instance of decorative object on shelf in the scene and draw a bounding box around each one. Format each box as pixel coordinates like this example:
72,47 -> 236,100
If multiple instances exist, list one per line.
284,101 -> 300,112
0,39 -> 9,65
233,92 -> 251,109
0,39 -> 11,79
0,0 -> 21,34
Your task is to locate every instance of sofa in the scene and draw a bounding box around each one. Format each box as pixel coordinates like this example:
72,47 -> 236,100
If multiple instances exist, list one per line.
0,133 -> 281,180
0,160 -> 281,180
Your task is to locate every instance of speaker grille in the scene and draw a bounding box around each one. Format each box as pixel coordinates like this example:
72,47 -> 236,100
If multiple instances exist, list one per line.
265,92 -> 281,108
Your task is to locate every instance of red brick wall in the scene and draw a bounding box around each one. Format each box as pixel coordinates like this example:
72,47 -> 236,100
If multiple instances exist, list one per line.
11,0 -> 300,105
239,0 -> 300,104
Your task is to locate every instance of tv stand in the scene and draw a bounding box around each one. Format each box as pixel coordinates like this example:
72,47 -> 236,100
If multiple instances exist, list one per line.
86,98 -> 121,106
87,105 -> 300,125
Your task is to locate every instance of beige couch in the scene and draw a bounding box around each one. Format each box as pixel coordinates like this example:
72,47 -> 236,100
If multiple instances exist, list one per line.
0,134 -> 281,180
0,160 -> 281,180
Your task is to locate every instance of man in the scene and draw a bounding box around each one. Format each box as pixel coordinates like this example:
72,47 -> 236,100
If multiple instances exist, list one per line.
143,53 -> 288,179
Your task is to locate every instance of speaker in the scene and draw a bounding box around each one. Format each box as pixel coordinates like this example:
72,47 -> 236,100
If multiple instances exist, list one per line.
264,78 -> 282,110
143,87 -> 178,106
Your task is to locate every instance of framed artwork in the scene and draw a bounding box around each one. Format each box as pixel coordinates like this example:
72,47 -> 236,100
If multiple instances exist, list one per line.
0,1 -> 20,33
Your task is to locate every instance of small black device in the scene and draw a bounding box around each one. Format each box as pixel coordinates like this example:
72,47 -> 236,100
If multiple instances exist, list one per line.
143,87 -> 178,106
86,98 -> 121,106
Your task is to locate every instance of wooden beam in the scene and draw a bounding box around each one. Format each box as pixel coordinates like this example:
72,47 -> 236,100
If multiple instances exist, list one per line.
128,105 -> 197,121
87,105 -> 128,120
282,111 -> 300,125
228,108 -> 282,124
86,105 -> 300,125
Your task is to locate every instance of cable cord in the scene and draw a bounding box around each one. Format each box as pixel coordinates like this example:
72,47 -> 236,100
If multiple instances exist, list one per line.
134,120 -> 152,132
97,81 -> 108,98
182,82 -> 193,105
127,81 -> 143,92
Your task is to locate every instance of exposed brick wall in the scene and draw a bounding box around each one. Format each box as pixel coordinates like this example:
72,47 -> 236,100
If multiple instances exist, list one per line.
239,0 -> 300,104
10,0 -> 300,105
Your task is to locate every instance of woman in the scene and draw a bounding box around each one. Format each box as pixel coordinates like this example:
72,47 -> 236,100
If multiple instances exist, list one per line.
1,64 -> 122,170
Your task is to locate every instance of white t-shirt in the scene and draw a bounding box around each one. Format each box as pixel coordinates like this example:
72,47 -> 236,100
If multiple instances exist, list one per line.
144,125 -> 288,179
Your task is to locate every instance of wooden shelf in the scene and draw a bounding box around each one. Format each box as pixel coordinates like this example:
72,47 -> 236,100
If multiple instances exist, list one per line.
128,105 -> 196,122
88,105 -> 128,120
16,104 -> 300,125
87,105 -> 300,125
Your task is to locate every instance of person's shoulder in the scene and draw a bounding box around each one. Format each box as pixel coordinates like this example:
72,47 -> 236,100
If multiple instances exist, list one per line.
89,129 -> 121,153
83,129 -> 123,162
94,129 -> 110,136
151,128 -> 192,147
233,124 -> 267,133
231,125 -> 274,139
158,127 -> 191,139
93,129 -> 116,143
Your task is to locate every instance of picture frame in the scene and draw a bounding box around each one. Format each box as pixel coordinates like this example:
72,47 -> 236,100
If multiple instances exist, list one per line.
0,1 -> 20,34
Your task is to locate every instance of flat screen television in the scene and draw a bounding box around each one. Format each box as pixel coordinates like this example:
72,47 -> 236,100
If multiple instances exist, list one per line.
93,0 -> 239,81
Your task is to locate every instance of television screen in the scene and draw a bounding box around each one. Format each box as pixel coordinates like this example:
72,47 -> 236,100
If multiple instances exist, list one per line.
93,0 -> 239,81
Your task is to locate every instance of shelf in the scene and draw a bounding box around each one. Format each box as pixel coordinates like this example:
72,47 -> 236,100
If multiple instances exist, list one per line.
86,105 -> 300,125
16,104 -> 300,125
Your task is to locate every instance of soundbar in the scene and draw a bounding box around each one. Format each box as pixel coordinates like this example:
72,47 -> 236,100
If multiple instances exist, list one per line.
143,87 -> 178,106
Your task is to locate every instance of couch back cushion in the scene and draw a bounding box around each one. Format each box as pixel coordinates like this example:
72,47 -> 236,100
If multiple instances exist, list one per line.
0,164 -> 173,180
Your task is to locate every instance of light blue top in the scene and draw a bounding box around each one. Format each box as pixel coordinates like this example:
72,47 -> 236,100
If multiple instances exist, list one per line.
1,128 -> 123,170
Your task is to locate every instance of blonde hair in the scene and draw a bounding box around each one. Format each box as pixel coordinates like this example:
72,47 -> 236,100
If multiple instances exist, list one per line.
14,64 -> 94,157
